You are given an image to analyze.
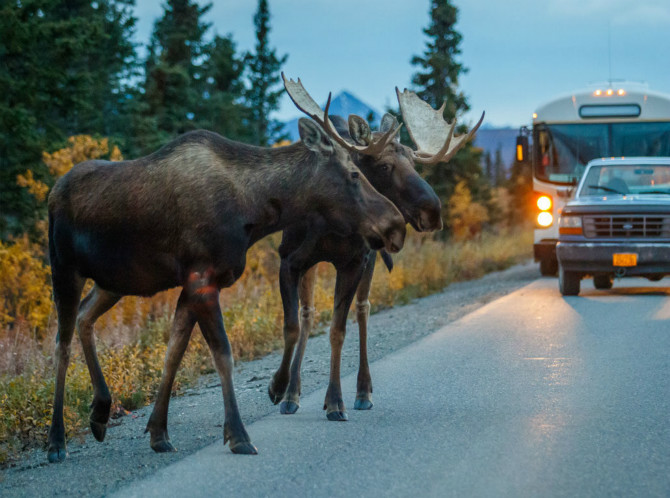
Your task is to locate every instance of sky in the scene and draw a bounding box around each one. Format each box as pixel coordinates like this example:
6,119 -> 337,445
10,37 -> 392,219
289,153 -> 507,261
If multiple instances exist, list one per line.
133,0 -> 670,129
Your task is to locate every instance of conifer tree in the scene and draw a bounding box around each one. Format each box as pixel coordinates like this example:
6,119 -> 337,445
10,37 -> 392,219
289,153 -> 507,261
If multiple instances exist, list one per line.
494,147 -> 506,186
244,0 -> 288,146
198,35 -> 252,142
409,0 -> 488,237
0,0 -> 137,237
484,151 -> 493,184
411,0 -> 468,119
131,0 -> 211,155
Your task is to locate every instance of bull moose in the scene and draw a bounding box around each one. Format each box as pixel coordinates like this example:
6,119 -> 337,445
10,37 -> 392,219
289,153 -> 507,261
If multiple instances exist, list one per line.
268,76 -> 484,420
46,117 -> 406,462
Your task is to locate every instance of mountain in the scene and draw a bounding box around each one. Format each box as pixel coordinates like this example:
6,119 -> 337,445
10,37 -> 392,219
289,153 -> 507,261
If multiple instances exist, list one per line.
282,90 -> 381,141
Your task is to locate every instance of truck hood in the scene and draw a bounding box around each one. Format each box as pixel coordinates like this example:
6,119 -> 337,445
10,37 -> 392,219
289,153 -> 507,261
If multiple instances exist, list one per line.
564,194 -> 670,214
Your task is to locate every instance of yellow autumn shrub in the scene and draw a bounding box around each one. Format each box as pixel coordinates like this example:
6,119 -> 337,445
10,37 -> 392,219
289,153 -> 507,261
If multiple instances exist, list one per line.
0,236 -> 52,334
448,180 -> 490,241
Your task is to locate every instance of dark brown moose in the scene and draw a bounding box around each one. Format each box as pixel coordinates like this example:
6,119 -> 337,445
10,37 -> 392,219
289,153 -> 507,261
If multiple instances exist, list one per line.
268,76 -> 484,420
46,119 -> 406,462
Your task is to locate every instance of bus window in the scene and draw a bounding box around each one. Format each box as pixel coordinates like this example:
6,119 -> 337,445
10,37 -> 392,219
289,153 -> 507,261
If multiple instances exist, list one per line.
534,124 -> 608,184
611,122 -> 670,157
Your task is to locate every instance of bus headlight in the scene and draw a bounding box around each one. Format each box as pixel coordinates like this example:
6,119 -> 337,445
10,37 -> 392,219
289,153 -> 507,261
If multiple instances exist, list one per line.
558,215 -> 582,235
537,212 -> 553,227
537,195 -> 552,211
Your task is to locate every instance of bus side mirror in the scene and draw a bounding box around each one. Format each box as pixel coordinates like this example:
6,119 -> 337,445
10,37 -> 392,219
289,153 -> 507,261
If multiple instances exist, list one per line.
516,135 -> 529,162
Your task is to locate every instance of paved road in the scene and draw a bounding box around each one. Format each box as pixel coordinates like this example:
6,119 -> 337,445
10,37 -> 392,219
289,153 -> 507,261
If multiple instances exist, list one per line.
113,277 -> 670,498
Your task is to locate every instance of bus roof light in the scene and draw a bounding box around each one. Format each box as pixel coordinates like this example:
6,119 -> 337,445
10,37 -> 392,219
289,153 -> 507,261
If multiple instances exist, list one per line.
617,89 -> 626,96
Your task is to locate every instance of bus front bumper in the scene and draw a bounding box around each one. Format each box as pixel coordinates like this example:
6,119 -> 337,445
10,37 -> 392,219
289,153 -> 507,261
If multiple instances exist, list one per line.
534,240 -> 557,262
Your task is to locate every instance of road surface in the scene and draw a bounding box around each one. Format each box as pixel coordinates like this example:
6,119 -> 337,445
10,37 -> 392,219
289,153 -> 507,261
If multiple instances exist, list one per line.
113,276 -> 670,497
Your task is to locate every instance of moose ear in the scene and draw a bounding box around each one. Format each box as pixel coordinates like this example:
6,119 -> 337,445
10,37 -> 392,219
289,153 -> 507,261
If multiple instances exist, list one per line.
299,118 -> 334,154
348,115 -> 371,146
380,113 -> 400,142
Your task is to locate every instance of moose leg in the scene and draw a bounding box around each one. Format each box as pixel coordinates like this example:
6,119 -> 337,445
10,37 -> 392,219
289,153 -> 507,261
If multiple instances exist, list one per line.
47,267 -> 85,463
354,253 -> 376,410
146,290 -> 196,452
324,260 -> 366,421
268,259 -> 303,405
187,271 -> 257,455
76,285 -> 121,442
280,265 -> 317,414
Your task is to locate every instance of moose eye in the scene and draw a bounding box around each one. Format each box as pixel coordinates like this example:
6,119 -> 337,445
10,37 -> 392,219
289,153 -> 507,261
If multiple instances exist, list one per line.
380,163 -> 390,172
351,171 -> 360,180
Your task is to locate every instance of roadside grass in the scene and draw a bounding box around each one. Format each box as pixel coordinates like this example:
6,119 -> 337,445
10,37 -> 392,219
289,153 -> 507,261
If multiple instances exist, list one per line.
0,227 -> 532,464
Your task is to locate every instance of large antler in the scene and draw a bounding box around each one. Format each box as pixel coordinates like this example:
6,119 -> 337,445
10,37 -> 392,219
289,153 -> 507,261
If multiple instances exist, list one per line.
396,88 -> 484,165
283,73 -> 401,157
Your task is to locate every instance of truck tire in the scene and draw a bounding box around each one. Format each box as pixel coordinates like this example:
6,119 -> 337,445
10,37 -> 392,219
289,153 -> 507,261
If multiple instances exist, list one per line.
559,265 -> 580,296
539,257 -> 558,277
593,274 -> 613,289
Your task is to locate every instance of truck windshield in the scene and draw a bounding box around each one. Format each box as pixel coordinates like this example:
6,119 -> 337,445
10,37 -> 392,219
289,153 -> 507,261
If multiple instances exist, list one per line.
533,122 -> 670,184
579,164 -> 670,197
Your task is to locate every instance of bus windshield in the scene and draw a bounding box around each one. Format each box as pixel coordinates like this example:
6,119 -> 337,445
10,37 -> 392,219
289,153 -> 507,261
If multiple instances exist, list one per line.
533,122 -> 670,184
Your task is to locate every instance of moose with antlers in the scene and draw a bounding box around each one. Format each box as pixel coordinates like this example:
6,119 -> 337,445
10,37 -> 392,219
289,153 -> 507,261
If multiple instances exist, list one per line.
268,75 -> 484,420
45,118 -> 407,462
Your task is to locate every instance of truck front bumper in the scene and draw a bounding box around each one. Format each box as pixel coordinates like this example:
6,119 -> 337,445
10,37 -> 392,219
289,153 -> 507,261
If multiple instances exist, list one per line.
556,241 -> 670,276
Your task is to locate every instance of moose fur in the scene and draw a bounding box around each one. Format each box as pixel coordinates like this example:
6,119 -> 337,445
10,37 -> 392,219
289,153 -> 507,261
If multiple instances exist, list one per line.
45,120 -> 406,462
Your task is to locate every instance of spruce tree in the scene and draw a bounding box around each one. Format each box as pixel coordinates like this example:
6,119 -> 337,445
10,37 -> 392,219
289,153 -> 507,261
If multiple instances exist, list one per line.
198,35 -> 252,142
411,0 -> 468,119
131,0 -> 211,155
409,0 -> 487,237
484,151 -> 493,184
0,0 -> 137,237
243,0 -> 287,146
494,147 -> 506,186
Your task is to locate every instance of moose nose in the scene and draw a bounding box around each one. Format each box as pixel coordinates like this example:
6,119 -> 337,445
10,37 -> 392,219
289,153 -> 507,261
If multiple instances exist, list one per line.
419,205 -> 443,231
384,221 -> 406,253
417,191 -> 443,232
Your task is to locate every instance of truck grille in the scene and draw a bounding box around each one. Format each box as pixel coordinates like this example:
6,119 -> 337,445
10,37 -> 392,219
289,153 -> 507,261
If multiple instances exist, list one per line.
582,215 -> 670,238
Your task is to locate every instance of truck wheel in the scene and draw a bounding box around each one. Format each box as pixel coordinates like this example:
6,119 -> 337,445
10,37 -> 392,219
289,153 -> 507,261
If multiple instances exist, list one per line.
593,275 -> 613,290
559,266 -> 580,296
539,257 -> 558,277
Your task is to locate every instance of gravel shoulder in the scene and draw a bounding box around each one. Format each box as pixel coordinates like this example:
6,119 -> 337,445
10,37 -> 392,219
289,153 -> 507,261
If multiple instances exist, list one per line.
0,261 -> 538,496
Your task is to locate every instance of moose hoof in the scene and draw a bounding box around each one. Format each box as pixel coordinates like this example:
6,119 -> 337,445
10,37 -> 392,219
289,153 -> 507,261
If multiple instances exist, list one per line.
353,398 -> 373,410
279,400 -> 300,414
151,438 -> 177,453
326,411 -> 349,422
90,420 -> 107,442
229,441 -> 258,455
268,383 -> 284,405
47,444 -> 68,463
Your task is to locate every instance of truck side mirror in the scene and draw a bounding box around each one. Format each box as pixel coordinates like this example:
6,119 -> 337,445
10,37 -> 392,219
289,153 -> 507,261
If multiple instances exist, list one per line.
516,135 -> 529,163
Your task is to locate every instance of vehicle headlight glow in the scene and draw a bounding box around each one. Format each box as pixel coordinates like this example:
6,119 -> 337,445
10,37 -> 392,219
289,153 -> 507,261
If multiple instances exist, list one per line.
537,212 -> 553,227
537,195 -> 552,211
559,215 -> 583,235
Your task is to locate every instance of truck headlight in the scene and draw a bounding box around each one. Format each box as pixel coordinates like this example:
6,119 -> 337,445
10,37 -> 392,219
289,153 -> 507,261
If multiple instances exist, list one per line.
559,215 -> 582,235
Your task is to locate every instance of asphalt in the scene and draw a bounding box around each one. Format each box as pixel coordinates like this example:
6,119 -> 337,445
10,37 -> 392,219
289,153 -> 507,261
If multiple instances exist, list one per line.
0,262 -> 539,496
112,277 -> 670,498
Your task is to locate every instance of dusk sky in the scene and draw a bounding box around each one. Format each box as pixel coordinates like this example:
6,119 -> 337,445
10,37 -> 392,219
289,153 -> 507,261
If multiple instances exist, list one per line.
133,0 -> 670,129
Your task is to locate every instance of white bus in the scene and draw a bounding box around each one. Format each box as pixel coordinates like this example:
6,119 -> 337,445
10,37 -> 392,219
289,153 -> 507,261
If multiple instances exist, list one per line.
519,82 -> 670,275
